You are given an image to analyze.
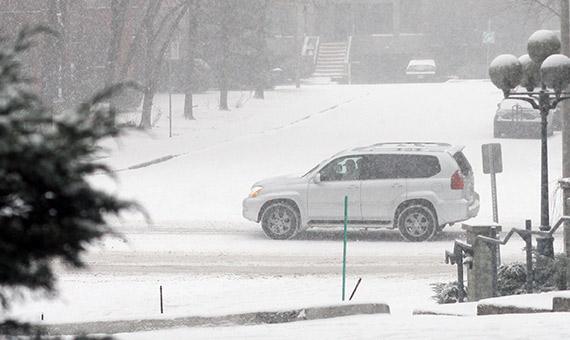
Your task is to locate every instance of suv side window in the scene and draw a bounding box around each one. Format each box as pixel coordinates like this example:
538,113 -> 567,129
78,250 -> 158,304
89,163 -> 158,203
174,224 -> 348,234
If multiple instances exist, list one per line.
361,154 -> 402,179
452,151 -> 473,176
403,155 -> 441,178
320,156 -> 363,181
361,154 -> 440,179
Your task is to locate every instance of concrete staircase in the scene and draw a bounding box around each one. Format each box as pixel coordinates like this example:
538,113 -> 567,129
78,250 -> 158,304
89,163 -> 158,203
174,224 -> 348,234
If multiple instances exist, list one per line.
312,42 -> 348,82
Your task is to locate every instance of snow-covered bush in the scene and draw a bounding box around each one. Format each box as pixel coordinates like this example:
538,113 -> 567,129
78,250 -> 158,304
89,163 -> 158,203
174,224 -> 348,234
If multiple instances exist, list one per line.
431,281 -> 464,304
433,253 -> 569,303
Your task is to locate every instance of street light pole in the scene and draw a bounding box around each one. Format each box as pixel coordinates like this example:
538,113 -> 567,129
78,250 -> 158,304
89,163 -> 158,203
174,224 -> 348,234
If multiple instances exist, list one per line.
560,0 -> 570,256
539,84 -> 550,230
489,30 -> 570,258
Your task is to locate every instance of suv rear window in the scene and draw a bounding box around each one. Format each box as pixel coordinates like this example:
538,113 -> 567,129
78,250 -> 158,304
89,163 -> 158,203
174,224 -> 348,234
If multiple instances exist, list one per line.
452,151 -> 473,176
361,154 -> 441,180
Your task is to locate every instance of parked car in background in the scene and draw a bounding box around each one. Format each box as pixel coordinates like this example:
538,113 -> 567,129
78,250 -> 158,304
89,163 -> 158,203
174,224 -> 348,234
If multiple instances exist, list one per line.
243,142 -> 480,242
493,98 -> 560,139
405,59 -> 437,82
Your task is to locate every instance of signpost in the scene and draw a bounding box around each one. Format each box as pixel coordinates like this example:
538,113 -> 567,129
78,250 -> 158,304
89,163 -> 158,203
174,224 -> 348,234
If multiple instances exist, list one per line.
482,143 -> 502,223
482,143 -> 503,266
484,30 -> 495,69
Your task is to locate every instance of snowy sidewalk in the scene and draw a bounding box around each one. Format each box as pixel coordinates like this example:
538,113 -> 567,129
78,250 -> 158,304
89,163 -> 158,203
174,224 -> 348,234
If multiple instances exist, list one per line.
414,291 -> 570,316
35,292 -> 570,336
42,303 -> 389,336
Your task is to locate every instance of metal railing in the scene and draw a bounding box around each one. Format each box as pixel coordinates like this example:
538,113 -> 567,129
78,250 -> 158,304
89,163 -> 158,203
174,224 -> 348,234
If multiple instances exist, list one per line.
476,216 -> 568,295
445,240 -> 474,302
345,36 -> 353,84
445,216 -> 569,301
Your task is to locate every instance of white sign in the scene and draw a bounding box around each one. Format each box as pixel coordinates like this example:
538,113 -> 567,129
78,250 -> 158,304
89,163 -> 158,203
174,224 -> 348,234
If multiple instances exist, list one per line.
483,31 -> 495,44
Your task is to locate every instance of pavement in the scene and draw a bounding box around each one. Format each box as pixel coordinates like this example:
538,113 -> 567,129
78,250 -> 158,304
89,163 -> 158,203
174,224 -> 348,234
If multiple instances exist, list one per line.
41,303 -> 390,336
413,290 -> 570,316
17,291 -> 570,336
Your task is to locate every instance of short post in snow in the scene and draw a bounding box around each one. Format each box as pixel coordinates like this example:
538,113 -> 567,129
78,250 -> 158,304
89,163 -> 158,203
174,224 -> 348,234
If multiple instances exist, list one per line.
525,220 -> 534,293
160,285 -> 164,314
342,195 -> 348,301
349,278 -> 362,301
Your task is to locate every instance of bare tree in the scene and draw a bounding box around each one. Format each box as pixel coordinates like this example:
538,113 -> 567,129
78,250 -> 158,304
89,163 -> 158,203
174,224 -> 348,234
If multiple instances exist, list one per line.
139,1 -> 189,129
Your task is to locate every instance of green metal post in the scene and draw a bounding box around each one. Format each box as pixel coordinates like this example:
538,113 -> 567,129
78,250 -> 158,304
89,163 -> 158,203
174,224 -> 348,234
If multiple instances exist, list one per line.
342,195 -> 348,301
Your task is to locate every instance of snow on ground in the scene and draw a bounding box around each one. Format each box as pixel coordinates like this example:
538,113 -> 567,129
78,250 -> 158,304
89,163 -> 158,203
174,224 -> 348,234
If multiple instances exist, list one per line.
4,80 -> 570,339
115,312 -> 570,340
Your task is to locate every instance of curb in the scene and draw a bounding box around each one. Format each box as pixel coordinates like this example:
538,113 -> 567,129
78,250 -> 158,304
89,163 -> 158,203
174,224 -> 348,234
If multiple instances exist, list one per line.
476,304 -> 552,315
43,303 -> 390,336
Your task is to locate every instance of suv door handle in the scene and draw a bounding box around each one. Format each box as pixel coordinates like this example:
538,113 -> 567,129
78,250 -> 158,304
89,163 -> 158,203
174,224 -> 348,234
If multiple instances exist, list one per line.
348,185 -> 359,189
392,183 -> 404,188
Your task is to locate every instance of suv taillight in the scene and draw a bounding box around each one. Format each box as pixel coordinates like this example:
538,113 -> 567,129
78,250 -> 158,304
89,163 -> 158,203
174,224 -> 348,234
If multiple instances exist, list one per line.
451,170 -> 464,190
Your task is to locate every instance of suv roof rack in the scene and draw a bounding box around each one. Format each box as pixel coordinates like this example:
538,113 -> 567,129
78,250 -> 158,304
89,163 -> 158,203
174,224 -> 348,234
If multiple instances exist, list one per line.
367,142 -> 452,151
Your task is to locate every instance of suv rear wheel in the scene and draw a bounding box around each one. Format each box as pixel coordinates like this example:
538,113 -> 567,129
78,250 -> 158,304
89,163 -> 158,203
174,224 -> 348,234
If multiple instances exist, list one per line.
397,204 -> 437,242
261,202 -> 299,240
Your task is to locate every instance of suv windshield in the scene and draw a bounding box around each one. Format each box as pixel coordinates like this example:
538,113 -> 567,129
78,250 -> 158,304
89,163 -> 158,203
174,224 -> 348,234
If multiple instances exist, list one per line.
303,162 -> 322,177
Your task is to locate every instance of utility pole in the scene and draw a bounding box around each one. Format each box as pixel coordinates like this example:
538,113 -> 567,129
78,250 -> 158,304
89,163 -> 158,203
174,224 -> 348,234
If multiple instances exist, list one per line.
295,0 -> 303,88
561,0 -> 570,256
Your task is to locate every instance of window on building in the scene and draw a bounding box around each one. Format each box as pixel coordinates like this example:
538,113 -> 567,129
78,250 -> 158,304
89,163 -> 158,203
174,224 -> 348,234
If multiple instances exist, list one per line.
354,3 -> 393,35
400,0 -> 422,33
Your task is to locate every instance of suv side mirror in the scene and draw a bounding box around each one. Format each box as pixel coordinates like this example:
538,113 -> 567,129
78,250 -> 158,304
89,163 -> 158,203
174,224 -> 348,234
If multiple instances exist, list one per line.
313,173 -> 321,183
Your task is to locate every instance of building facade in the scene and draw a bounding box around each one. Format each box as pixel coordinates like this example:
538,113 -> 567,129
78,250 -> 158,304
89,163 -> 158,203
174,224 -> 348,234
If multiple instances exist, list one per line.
267,0 -> 558,83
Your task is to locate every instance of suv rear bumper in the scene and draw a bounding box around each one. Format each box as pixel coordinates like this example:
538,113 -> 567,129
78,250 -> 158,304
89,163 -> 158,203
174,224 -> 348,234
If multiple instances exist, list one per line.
438,192 -> 480,225
468,192 -> 480,217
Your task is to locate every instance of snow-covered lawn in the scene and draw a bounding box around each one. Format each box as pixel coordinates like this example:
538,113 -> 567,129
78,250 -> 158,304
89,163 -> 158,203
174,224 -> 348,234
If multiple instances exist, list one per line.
3,80 -> 570,339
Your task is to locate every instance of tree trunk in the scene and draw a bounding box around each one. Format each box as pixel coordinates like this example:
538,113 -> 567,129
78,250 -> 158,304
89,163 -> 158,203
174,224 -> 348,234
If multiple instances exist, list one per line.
219,2 -> 230,111
254,86 -> 264,99
140,86 -> 154,129
183,0 -> 198,120
219,88 -> 229,110
253,1 -> 268,100
105,0 -> 129,87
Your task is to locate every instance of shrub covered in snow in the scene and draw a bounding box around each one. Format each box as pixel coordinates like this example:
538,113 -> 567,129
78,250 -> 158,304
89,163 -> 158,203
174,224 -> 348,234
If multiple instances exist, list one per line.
433,253 -> 569,304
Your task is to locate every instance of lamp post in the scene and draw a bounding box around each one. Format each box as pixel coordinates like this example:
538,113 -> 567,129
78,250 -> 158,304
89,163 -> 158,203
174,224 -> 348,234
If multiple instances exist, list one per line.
489,30 -> 570,258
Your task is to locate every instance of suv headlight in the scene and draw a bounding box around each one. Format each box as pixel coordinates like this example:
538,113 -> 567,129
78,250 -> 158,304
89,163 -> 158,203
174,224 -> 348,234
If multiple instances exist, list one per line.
249,186 -> 263,198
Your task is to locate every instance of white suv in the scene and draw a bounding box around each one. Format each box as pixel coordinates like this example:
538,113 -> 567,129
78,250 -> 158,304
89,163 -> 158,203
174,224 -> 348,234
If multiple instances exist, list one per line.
243,143 -> 480,242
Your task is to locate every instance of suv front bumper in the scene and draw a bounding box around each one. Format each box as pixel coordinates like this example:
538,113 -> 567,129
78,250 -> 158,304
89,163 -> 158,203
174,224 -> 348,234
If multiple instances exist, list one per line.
242,197 -> 263,222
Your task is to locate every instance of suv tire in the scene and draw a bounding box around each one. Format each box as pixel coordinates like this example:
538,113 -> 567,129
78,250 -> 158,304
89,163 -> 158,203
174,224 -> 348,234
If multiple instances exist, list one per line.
261,202 -> 300,240
397,204 -> 437,242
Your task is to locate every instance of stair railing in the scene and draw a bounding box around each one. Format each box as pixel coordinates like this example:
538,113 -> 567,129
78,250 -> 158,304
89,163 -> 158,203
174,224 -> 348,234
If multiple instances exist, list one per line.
313,36 -> 320,66
346,36 -> 353,84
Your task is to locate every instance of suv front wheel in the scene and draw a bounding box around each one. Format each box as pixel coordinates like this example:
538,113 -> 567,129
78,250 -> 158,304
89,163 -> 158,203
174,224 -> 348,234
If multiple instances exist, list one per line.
261,202 -> 300,240
397,204 -> 437,242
